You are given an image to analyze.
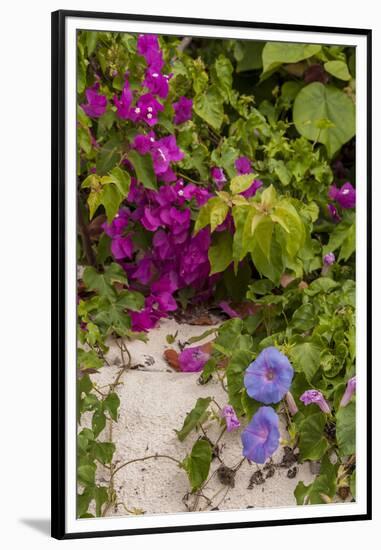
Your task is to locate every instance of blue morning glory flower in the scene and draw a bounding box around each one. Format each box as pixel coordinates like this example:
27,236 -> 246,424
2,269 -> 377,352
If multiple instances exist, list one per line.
241,406 -> 280,464
244,346 -> 294,404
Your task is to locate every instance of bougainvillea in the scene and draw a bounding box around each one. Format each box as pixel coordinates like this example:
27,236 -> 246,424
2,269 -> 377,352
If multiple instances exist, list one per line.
77,29 -> 357,516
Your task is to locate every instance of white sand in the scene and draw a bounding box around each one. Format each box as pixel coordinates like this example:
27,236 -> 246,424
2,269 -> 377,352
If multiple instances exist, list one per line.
87,318 -> 315,516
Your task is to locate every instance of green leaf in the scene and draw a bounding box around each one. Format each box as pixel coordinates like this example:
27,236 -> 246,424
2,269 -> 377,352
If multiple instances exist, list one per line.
96,136 -> 122,175
126,150 -> 157,190
94,486 -> 108,517
99,183 -> 122,222
226,350 -> 253,416
336,401 -> 355,456
82,263 -> 127,300
262,42 -> 321,74
92,410 -> 106,438
77,488 -> 94,516
208,232 -> 233,275
235,41 -> 264,72
78,463 -> 96,486
175,397 -> 211,442
230,174 -> 256,194
194,86 -> 224,130
271,200 -> 305,258
182,439 -> 212,491
109,166 -> 131,196
260,184 -> 277,210
338,223 -> 356,262
104,392 -> 120,422
291,303 -> 316,331
290,341 -> 322,383
253,216 -> 274,261
251,230 -> 284,284
77,349 -> 103,371
92,441 -> 116,464
117,290 -> 145,311
213,55 -> 233,101
298,413 -> 329,460
293,83 -> 355,157
324,60 -> 351,81
210,197 -> 229,232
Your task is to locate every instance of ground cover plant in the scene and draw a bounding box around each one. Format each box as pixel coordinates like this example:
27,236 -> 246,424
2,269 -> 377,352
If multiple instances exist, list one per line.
76,30 -> 357,517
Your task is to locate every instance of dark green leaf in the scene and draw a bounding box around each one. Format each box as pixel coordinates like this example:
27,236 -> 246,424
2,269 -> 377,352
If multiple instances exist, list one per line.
182,439 -> 212,491
126,150 -> 157,190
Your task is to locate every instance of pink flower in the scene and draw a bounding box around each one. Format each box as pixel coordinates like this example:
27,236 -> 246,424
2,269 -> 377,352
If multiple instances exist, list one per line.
179,345 -> 210,372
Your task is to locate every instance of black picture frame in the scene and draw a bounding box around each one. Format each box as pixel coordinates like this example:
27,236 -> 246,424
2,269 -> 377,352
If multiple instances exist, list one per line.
51,9 -> 372,540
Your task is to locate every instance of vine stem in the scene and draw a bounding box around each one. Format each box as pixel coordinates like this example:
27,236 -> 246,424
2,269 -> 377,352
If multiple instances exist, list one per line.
177,172 -> 207,186
111,454 -> 182,480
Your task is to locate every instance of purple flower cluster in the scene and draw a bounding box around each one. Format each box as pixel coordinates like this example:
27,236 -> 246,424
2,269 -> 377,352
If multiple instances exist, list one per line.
81,82 -> 107,118
327,182 -> 356,221
102,208 -> 134,260
102,177 -> 213,331
112,34 -> 192,129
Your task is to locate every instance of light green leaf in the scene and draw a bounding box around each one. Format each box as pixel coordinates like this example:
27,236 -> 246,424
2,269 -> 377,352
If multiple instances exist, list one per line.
210,197 -> 229,232
290,341 -> 322,382
293,83 -> 355,157
324,60 -> 351,81
194,86 -> 224,130
109,166 -> 131,196
262,42 -> 322,74
230,174 -> 256,194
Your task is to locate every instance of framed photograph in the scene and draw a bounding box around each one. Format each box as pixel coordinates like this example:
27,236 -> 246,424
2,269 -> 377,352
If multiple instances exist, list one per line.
51,9 -> 372,540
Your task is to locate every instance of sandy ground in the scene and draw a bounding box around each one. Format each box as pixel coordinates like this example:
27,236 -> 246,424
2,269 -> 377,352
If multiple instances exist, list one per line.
85,318 -> 316,516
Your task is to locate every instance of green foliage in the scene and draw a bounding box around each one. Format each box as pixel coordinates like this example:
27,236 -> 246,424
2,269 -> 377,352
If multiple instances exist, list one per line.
76,29 -> 357,510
